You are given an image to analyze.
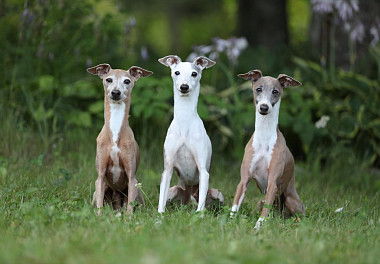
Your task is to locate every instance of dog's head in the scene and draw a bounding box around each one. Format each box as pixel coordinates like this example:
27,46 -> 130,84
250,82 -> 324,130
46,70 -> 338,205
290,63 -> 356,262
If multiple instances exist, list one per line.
158,55 -> 215,97
87,64 -> 153,103
238,70 -> 301,115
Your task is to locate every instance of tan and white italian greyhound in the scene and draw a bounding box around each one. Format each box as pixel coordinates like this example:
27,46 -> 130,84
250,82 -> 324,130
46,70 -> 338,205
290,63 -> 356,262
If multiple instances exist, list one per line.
231,70 -> 305,229
157,55 -> 224,213
87,63 -> 152,214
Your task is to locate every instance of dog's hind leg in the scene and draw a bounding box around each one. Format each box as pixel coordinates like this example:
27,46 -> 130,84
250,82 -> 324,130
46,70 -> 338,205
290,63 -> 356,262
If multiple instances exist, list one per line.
284,177 -> 305,216
205,188 -> 224,210
231,179 -> 249,214
112,191 -> 122,211
167,185 -> 191,204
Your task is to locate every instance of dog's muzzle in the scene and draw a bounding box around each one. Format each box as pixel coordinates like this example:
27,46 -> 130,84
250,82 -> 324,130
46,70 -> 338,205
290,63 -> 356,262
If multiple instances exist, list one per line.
111,90 -> 121,101
180,84 -> 189,94
259,104 -> 269,115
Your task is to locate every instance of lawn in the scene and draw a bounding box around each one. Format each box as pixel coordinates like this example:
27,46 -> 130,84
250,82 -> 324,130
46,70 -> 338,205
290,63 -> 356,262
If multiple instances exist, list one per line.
0,138 -> 379,264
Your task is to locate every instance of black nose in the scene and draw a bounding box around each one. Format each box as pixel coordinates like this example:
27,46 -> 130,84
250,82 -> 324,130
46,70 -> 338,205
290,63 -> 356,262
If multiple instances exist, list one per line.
111,90 -> 121,99
260,104 -> 269,112
180,84 -> 189,93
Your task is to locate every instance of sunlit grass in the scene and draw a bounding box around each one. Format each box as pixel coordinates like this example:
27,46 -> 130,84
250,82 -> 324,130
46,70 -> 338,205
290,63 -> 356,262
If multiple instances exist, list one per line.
0,130 -> 379,264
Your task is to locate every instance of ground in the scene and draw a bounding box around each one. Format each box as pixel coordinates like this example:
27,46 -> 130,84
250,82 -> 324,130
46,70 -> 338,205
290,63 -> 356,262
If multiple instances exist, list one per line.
0,144 -> 379,264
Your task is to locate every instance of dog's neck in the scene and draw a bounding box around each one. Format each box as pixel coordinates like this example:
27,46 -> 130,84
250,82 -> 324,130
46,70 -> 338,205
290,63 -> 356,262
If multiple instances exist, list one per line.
104,96 -> 131,144
173,83 -> 200,122
253,100 -> 281,147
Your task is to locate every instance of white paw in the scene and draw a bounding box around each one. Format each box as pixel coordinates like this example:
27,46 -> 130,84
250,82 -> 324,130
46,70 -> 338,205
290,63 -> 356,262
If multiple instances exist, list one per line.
254,217 -> 266,230
115,212 -> 122,217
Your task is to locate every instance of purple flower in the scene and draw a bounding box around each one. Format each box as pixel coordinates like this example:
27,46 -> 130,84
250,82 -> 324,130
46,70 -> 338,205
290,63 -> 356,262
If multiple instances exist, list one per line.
370,25 -> 380,46
311,0 -> 334,14
140,46 -> 149,60
187,37 -> 248,65
350,22 -> 364,43
21,8 -> 34,25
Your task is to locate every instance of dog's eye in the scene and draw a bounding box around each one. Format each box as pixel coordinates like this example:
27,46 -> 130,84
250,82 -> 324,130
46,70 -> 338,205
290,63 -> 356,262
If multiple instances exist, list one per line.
175,71 -> 180,76
256,87 -> 262,93
106,78 -> 113,83
191,72 -> 198,77
272,90 -> 279,95
124,79 -> 131,85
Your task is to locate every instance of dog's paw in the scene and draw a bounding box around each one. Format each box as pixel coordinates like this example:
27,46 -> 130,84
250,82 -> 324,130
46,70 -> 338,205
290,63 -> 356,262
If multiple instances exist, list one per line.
154,215 -> 164,227
229,211 -> 238,219
195,210 -> 206,219
115,211 -> 122,218
253,217 -> 266,230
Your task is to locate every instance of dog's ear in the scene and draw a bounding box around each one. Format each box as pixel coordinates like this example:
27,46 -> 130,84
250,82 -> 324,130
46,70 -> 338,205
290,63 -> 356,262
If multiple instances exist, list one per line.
238,70 -> 262,82
86,63 -> 111,78
128,66 -> 153,80
277,74 -> 302,88
158,55 -> 182,68
193,56 -> 216,70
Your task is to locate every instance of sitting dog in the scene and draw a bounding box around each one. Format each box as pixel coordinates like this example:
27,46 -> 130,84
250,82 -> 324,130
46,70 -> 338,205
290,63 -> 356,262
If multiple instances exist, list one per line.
157,55 -> 224,213
87,63 -> 152,214
231,70 -> 305,229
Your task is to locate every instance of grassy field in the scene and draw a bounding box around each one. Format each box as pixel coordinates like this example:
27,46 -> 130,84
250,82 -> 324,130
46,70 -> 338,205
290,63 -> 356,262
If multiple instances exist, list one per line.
0,129 -> 379,264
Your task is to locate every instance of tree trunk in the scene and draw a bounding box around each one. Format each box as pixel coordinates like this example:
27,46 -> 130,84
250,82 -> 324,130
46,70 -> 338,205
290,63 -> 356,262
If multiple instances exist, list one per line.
237,0 -> 289,48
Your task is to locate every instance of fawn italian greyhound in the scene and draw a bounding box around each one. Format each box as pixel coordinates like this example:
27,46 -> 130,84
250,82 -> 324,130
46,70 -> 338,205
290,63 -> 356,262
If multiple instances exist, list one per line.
157,55 -> 224,213
231,70 -> 305,229
87,63 -> 152,214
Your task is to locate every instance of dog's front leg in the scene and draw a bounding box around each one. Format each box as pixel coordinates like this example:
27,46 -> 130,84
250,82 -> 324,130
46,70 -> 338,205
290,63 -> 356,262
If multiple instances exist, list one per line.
121,153 -> 139,214
126,175 -> 138,214
254,181 -> 277,229
196,167 -> 209,212
94,154 -> 107,211
94,177 -> 106,210
231,141 -> 253,215
158,132 -> 181,213
191,142 -> 211,212
158,163 -> 173,213
254,167 -> 282,230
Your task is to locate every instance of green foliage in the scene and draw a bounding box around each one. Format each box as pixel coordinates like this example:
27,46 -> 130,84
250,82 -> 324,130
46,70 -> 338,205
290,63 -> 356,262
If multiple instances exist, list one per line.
0,0 -> 379,166
290,57 -> 380,164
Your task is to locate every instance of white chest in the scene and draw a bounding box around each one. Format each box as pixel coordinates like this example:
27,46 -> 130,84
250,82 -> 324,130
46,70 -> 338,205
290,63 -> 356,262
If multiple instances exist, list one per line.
249,110 -> 279,175
109,102 -> 125,143
109,102 -> 125,183
249,132 -> 277,174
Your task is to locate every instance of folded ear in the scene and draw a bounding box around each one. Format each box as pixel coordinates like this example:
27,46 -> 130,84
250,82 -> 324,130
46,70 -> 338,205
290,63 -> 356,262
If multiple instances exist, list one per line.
237,69 -> 262,82
193,56 -> 216,70
277,74 -> 302,88
86,63 -> 111,78
128,66 -> 153,80
158,55 -> 182,68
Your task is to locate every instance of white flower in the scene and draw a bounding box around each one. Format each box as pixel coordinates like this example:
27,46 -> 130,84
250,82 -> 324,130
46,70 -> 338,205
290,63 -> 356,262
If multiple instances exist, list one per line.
315,115 -> 330,128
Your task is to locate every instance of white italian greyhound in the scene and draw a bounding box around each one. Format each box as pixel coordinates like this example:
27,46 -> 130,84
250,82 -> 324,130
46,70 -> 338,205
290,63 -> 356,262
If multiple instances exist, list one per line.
87,63 -> 153,214
231,70 -> 305,229
157,55 -> 224,213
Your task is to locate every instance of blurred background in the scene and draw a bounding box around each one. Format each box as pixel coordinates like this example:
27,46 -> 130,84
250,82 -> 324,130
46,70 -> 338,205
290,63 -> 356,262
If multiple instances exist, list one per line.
1,0 -> 380,173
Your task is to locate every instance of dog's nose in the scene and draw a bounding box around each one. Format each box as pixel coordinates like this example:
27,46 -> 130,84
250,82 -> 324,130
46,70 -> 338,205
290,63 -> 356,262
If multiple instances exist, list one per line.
180,84 -> 189,93
259,104 -> 269,113
111,90 -> 121,99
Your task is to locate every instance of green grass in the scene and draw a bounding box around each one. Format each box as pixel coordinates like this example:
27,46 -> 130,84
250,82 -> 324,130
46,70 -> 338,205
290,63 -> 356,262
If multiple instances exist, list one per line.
0,128 -> 379,264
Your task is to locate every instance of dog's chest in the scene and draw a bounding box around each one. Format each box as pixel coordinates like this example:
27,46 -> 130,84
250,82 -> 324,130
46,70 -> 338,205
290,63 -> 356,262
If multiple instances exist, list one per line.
108,103 -> 126,184
249,131 -> 277,178
174,145 -> 198,185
